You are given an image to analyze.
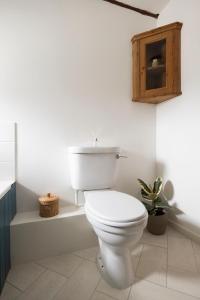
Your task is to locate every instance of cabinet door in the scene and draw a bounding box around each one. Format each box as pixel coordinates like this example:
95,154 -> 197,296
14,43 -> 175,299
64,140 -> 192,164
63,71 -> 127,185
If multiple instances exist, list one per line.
0,185 -> 16,293
0,197 -> 5,292
139,30 -> 173,99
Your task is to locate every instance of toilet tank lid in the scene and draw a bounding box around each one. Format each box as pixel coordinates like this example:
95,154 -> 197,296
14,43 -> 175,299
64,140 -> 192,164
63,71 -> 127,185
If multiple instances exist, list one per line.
68,146 -> 120,154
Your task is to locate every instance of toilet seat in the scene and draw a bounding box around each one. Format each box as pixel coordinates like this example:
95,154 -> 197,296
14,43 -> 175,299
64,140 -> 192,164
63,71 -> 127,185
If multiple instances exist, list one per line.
84,190 -> 147,228
86,211 -> 147,235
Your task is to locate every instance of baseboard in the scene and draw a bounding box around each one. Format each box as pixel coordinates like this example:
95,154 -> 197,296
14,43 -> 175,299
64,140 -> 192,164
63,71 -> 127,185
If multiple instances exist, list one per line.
169,218 -> 200,244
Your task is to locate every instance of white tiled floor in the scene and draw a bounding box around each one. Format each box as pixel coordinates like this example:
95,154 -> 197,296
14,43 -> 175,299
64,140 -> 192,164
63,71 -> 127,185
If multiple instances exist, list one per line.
1,226 -> 200,300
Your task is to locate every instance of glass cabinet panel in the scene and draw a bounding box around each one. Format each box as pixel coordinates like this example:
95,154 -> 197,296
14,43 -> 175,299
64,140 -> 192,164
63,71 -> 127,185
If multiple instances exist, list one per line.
146,39 -> 166,90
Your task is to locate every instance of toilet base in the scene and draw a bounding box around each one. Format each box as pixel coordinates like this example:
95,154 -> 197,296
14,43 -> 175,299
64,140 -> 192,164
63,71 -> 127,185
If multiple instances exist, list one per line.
97,252 -> 106,277
85,208 -> 147,289
97,252 -> 119,289
96,240 -> 135,289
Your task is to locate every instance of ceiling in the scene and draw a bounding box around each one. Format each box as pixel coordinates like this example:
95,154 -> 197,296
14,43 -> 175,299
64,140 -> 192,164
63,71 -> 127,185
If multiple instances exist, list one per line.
123,0 -> 170,14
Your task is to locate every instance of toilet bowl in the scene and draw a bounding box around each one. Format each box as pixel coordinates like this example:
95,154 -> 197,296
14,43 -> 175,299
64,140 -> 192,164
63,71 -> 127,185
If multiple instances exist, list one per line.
84,190 -> 148,289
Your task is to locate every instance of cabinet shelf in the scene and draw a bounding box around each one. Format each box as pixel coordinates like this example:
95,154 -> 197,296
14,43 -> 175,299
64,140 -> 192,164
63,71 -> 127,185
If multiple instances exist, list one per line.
147,64 -> 165,71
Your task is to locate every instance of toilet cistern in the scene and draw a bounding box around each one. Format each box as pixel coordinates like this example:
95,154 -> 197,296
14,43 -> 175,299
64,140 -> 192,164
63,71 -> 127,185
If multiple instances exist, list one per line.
68,145 -> 121,206
93,137 -> 98,147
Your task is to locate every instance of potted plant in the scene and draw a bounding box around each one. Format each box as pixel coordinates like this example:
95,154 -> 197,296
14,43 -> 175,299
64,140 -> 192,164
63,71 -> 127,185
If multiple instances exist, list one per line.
137,177 -> 170,235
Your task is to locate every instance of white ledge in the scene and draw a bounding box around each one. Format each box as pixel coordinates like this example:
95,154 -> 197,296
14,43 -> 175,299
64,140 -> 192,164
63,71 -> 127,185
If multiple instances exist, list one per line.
0,180 -> 15,200
11,205 -> 85,226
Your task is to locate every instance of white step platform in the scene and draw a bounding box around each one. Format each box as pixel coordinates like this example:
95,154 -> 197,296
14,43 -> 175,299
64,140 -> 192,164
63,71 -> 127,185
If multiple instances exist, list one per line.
11,206 -> 98,264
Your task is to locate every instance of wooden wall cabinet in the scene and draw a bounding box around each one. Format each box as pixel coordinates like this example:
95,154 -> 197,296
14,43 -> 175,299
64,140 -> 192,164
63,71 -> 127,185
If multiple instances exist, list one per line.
132,22 -> 182,104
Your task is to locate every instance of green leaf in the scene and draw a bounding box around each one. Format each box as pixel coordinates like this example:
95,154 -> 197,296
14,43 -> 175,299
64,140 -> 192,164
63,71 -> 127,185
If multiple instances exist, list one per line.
155,203 -> 170,209
153,177 -> 163,195
149,208 -> 156,215
142,197 -> 153,205
141,189 -> 148,196
154,196 -> 170,209
149,192 -> 159,201
141,189 -> 151,200
142,194 -> 151,200
137,178 -> 152,194
141,189 -> 158,202
142,201 -> 153,212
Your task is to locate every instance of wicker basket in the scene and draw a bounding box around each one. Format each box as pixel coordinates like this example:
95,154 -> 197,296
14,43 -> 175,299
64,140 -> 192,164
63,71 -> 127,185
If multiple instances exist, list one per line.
39,193 -> 59,218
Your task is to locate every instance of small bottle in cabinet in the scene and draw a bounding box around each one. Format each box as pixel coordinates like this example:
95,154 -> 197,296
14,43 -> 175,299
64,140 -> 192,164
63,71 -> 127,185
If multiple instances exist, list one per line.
132,22 -> 182,104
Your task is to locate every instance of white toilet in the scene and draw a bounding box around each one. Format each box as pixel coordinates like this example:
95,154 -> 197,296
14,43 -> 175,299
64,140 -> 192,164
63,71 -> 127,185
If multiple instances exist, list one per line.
68,146 -> 147,289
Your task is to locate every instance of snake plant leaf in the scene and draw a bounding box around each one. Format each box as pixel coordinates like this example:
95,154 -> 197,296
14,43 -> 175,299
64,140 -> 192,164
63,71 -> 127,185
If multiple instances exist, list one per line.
138,177 -> 169,216
141,189 -> 148,196
149,208 -> 156,215
137,179 -> 152,194
142,194 -> 152,200
142,201 -> 152,212
153,177 -> 163,195
154,197 -> 170,209
150,193 -> 158,201
141,189 -> 158,201
141,189 -> 155,201
142,198 -> 153,206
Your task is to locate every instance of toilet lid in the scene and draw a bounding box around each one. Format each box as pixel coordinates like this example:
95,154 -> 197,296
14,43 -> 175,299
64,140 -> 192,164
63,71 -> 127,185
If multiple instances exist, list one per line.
84,190 -> 146,224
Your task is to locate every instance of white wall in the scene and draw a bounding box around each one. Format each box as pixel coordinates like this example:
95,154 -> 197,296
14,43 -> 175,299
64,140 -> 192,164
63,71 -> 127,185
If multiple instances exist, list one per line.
0,0 -> 156,212
0,123 -> 15,181
157,0 -> 200,237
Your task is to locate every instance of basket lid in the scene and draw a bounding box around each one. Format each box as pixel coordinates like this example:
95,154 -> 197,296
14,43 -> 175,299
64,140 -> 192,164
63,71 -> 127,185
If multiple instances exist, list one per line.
39,193 -> 59,205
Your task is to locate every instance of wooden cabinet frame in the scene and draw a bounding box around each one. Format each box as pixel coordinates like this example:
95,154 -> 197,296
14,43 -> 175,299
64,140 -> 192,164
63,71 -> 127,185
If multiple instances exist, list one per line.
132,22 -> 182,104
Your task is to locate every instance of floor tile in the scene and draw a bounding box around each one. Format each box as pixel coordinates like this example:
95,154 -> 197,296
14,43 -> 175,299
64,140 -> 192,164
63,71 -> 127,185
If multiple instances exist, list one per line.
73,247 -> 99,262
136,259 -> 167,287
136,244 -> 167,286
167,226 -> 187,239
132,255 -> 140,272
129,278 -> 199,300
194,253 -> 200,273
17,270 -> 66,300
97,278 -> 130,300
192,241 -> 200,272
0,282 -> 21,300
91,291 -> 115,300
131,243 -> 143,257
4,226 -> 200,300
37,253 -> 83,278
140,244 -> 167,262
6,262 -> 45,291
141,229 -> 167,248
192,240 -> 200,255
54,260 -> 100,300
167,266 -> 200,298
168,236 -> 197,272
